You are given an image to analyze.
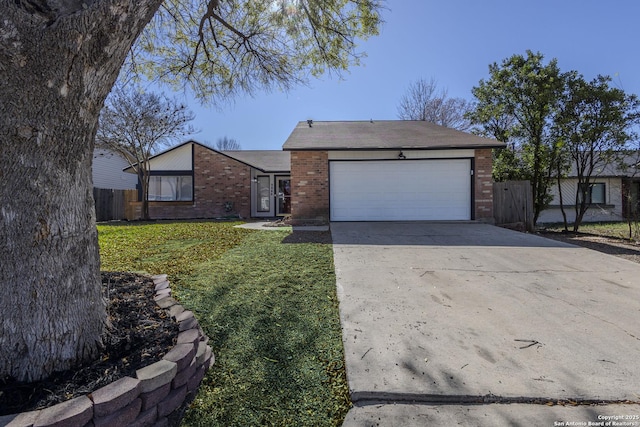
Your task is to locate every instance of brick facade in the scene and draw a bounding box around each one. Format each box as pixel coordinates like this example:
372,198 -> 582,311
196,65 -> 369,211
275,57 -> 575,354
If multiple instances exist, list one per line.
131,142 -> 496,222
287,149 -> 496,223
289,151 -> 329,223
474,148 -> 494,221
148,144 -> 251,219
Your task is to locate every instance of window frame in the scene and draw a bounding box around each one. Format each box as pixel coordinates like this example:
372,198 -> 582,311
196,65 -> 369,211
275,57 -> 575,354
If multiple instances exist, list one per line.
578,182 -> 606,205
147,172 -> 194,202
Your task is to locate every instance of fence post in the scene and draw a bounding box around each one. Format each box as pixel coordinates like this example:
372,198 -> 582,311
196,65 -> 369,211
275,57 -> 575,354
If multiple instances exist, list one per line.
124,189 -> 141,221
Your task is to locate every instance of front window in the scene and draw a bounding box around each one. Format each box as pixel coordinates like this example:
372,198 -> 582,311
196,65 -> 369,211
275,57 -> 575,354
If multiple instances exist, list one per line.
578,182 -> 605,204
148,176 -> 193,201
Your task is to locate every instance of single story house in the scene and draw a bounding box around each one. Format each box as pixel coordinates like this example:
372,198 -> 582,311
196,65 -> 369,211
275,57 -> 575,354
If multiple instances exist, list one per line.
538,154 -> 640,223
126,120 -> 505,222
283,120 -> 504,223
125,141 -> 291,219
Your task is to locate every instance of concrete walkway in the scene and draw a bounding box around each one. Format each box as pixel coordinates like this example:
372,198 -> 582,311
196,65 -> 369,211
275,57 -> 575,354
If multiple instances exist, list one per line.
331,222 -> 640,426
234,221 -> 329,231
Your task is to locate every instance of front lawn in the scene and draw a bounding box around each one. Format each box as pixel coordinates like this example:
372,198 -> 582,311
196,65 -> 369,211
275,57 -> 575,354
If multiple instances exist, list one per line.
543,220 -> 639,241
97,221 -> 350,426
574,221 -> 639,241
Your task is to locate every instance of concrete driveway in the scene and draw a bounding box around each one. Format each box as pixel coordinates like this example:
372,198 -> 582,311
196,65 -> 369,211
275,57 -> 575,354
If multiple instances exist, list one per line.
331,222 -> 640,426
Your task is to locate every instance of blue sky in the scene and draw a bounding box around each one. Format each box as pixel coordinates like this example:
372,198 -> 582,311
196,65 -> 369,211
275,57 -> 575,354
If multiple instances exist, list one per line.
175,0 -> 640,150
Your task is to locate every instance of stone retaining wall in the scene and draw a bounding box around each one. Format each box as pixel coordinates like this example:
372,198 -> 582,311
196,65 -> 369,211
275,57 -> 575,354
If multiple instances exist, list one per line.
1,274 -> 213,427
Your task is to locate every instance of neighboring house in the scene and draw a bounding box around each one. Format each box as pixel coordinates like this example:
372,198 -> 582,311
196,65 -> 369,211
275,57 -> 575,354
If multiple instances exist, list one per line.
283,120 -> 504,223
93,147 -> 138,190
125,121 -> 505,222
125,141 -> 290,219
538,153 -> 640,223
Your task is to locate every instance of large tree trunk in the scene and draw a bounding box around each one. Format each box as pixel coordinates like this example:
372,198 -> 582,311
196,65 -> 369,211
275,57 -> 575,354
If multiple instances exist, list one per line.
0,0 -> 162,382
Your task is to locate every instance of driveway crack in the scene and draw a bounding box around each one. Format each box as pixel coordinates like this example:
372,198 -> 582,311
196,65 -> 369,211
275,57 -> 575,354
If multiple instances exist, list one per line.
350,391 -> 639,407
530,290 -> 640,342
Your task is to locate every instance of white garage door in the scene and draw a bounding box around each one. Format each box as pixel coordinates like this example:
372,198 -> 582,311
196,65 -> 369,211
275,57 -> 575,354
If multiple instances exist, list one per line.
330,159 -> 471,221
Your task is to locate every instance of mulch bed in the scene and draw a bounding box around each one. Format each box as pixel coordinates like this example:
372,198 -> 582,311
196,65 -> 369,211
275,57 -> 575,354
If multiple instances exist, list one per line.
0,272 -> 178,416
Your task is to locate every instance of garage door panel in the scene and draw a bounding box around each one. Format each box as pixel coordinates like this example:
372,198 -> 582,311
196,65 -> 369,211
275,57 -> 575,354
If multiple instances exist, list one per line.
330,159 -> 471,221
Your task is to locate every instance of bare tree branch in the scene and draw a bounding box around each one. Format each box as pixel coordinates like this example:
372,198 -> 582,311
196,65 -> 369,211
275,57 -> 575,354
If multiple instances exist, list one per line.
129,0 -> 383,104
397,77 -> 474,131
215,136 -> 241,150
96,84 -> 197,219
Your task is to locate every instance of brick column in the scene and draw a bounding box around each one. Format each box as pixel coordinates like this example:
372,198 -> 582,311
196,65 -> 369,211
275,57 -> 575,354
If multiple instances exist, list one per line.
289,151 -> 329,224
474,148 -> 494,221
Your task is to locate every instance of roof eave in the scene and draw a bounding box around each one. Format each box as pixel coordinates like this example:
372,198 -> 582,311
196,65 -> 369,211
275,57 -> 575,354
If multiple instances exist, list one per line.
283,144 -> 506,151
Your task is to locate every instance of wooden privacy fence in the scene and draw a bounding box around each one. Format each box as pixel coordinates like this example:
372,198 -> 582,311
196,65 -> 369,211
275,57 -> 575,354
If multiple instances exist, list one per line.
93,188 -> 138,221
493,180 -> 534,232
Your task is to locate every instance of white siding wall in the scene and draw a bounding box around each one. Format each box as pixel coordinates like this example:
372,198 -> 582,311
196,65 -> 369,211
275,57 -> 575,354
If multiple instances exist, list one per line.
92,148 -> 138,190
538,177 -> 623,223
148,143 -> 193,171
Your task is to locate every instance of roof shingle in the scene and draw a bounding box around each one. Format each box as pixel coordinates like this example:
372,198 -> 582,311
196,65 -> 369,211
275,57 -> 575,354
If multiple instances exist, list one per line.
282,120 -> 505,150
222,150 -> 290,173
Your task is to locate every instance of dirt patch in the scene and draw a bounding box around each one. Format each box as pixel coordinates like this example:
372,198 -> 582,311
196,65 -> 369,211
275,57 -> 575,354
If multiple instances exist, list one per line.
0,272 -> 178,416
281,230 -> 333,244
538,231 -> 640,264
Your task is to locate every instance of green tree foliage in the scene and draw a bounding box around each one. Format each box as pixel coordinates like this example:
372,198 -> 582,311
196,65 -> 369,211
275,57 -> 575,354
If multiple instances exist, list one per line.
491,145 -> 529,182
553,74 -> 640,231
470,50 -> 640,228
468,51 -> 566,225
130,0 -> 383,103
0,0 -> 383,381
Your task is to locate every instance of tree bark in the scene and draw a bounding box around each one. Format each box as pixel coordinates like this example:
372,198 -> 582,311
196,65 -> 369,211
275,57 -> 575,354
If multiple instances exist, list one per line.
556,163 -> 568,232
140,168 -> 151,221
0,0 -> 162,382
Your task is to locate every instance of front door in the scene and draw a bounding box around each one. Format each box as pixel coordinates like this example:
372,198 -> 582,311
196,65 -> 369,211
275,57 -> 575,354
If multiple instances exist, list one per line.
255,175 -> 272,215
276,177 -> 291,216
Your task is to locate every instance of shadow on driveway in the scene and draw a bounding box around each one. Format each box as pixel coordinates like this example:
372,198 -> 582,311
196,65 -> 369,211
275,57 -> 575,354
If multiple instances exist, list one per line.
331,222 -> 575,247
332,221 -> 640,408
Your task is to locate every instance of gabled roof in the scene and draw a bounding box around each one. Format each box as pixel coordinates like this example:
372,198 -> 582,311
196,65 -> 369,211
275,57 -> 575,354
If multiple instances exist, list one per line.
222,150 -> 290,173
124,140 -> 290,173
282,120 -> 505,151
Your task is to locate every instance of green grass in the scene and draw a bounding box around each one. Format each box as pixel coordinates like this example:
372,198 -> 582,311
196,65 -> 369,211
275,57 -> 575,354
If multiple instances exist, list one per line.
544,221 -> 639,241
97,221 -> 350,426
98,221 -> 251,286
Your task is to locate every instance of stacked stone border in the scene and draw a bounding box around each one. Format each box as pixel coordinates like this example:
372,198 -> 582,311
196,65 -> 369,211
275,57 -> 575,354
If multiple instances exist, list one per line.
1,274 -> 213,427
